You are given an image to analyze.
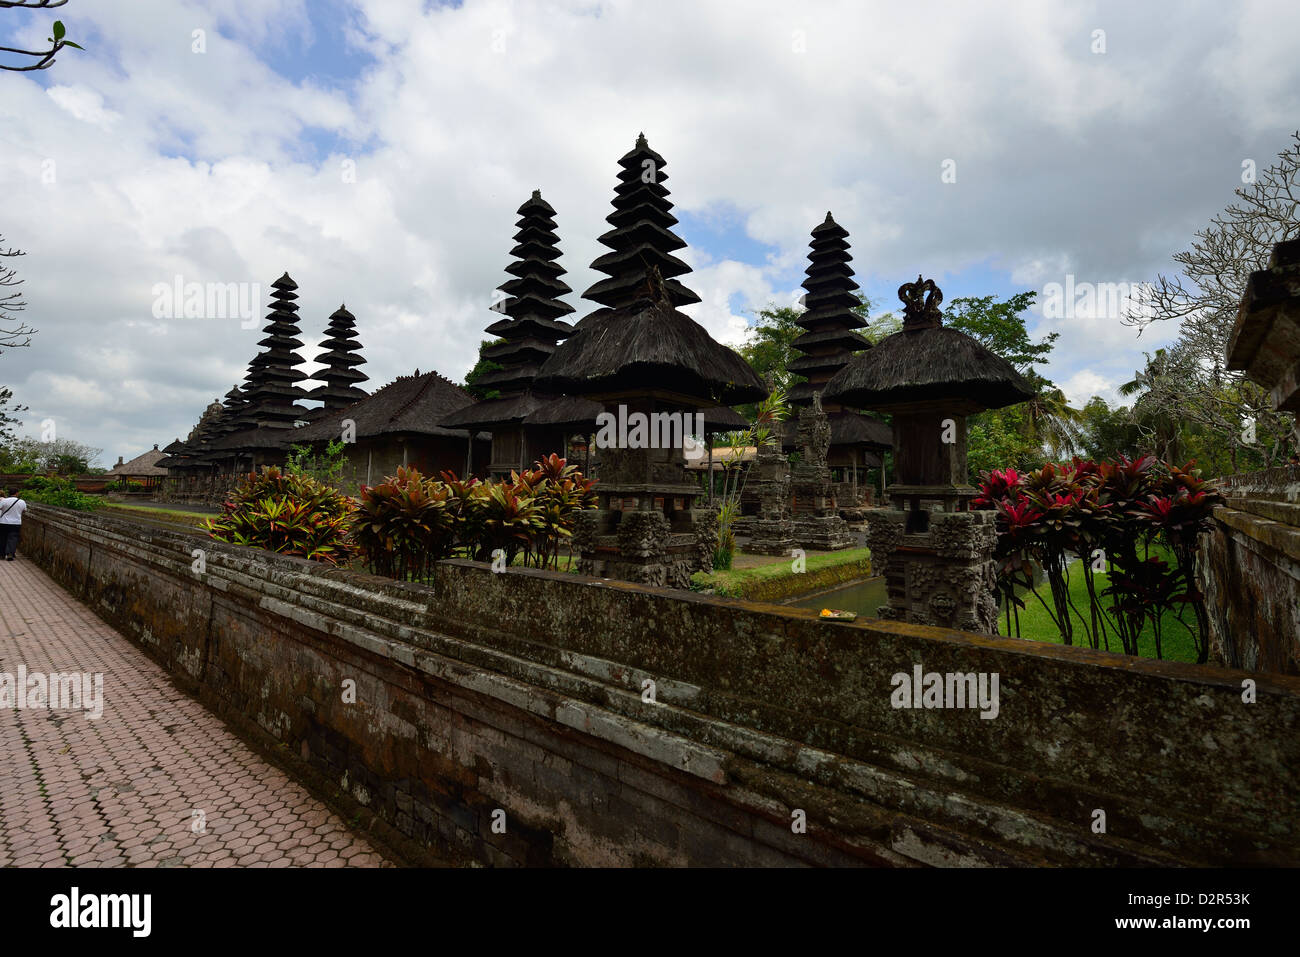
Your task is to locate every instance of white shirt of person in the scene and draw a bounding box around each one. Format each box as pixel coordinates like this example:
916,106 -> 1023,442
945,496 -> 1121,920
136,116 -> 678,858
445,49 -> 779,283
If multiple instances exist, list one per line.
0,497 -> 26,525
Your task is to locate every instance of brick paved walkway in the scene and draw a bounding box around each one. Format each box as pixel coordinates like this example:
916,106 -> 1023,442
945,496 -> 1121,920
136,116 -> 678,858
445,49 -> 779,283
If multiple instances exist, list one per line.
0,557 -> 391,868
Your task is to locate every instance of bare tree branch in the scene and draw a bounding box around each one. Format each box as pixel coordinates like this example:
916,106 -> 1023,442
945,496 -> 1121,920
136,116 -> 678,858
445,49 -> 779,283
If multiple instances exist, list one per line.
0,236 -> 37,352
1121,132 -> 1300,466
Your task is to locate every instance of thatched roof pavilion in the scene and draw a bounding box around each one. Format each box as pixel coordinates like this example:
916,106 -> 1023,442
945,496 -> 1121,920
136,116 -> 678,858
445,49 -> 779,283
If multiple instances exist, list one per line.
824,275 -> 1034,513
443,190 -> 598,474
823,276 -> 1035,414
535,279 -> 765,405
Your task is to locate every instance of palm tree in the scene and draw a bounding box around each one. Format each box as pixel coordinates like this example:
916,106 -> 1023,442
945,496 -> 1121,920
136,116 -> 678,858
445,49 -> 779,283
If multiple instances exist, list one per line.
1119,349 -> 1185,462
1019,373 -> 1085,460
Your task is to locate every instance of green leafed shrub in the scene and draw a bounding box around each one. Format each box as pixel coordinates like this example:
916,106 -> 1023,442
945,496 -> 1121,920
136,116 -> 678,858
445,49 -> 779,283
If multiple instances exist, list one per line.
974,456 -> 1225,661
354,455 -> 596,582
352,466 -> 459,582
202,466 -> 354,565
19,476 -> 103,511
104,478 -> 146,493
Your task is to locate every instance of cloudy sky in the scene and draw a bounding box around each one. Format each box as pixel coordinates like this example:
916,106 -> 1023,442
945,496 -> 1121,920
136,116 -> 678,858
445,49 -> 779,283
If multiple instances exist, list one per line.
1,0 -> 1297,465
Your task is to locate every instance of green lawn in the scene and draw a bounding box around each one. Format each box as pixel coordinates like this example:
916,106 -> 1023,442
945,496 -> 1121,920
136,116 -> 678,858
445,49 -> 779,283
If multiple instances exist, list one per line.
999,548 -> 1203,663
103,503 -> 216,527
691,547 -> 872,601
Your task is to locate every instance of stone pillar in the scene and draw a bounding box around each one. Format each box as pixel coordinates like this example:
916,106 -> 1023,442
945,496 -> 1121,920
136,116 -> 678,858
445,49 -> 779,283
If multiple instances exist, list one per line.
789,396 -> 854,551
868,508 -> 1000,633
746,440 -> 795,555
572,402 -> 715,589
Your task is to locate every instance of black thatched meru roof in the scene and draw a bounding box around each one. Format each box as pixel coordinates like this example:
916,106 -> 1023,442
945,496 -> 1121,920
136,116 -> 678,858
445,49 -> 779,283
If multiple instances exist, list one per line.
536,137 -> 763,406
239,273 -> 310,429
292,369 -> 488,443
475,189 -> 575,394
536,266 -> 765,406
444,189 -> 590,431
823,276 -> 1035,412
581,133 -> 701,313
787,212 -> 870,406
305,305 -> 369,410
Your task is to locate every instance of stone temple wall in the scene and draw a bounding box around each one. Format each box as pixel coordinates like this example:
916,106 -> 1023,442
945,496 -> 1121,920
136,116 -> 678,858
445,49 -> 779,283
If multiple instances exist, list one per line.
20,504 -> 1300,866
1199,465 -> 1300,675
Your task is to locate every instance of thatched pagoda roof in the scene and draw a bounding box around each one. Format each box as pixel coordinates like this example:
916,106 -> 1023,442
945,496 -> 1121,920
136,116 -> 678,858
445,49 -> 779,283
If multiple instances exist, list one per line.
781,410 -> 891,450
787,212 -> 870,405
581,134 -> 701,311
823,276 -> 1035,412
535,269 -> 766,406
520,394 -> 605,429
304,304 -> 369,410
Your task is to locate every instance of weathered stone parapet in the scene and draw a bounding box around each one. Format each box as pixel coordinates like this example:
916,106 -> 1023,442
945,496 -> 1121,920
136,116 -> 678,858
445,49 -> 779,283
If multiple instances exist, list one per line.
22,504 -> 1300,867
1199,464 -> 1300,675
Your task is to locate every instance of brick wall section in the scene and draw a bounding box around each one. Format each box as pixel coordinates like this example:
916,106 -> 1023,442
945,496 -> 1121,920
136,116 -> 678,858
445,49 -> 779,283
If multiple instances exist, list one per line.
21,505 -> 1300,866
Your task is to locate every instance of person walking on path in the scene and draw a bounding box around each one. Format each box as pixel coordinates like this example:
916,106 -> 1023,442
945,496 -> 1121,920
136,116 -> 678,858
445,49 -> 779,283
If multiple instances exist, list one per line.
0,487 -> 27,560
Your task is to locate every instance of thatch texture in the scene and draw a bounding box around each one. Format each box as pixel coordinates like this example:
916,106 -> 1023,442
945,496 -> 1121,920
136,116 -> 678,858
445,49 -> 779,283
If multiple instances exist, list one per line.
535,275 -> 765,406
519,394 -> 604,429
108,445 -> 169,477
580,133 -> 701,311
304,305 -> 369,410
787,212 -> 870,406
823,325 -> 1035,411
239,273 -> 310,427
291,370 -> 487,443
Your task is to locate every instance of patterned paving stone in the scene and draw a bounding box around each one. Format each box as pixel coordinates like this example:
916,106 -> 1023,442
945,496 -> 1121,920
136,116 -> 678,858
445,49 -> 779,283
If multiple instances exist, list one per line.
0,557 -> 392,868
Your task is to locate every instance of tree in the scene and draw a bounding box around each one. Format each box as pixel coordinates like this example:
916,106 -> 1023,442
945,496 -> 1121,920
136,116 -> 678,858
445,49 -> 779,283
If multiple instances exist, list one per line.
1076,395 -> 1142,462
0,237 -> 37,352
0,435 -> 101,473
863,310 -> 901,344
463,339 -> 504,400
735,303 -> 803,393
0,386 -> 25,445
947,291 -> 1084,472
1126,130 -> 1300,470
0,2 -> 84,72
946,292 -> 1057,372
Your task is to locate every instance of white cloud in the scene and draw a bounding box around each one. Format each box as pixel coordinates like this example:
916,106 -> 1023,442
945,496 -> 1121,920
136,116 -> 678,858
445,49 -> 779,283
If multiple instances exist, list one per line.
2,0 -> 1298,463
46,86 -> 122,130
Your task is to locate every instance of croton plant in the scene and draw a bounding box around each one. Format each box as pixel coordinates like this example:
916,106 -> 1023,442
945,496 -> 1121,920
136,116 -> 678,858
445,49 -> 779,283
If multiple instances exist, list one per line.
973,456 -> 1225,661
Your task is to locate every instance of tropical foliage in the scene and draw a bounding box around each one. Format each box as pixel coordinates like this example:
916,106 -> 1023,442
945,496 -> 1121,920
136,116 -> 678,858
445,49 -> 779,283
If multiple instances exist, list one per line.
202,467 -> 355,565
285,439 -> 349,486
974,456 -> 1224,661
352,455 -> 597,583
19,475 -> 102,511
